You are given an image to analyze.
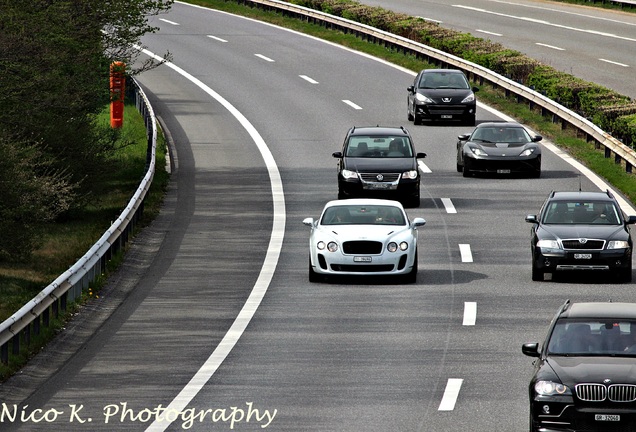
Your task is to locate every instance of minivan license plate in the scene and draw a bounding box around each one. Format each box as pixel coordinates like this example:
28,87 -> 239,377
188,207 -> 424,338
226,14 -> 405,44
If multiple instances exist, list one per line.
574,253 -> 592,259
595,414 -> 620,422
354,256 -> 372,262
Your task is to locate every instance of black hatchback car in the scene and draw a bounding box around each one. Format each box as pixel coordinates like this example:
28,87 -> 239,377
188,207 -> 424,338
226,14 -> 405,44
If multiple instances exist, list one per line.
525,190 -> 636,282
523,300 -> 636,432
407,69 -> 479,126
332,126 -> 426,208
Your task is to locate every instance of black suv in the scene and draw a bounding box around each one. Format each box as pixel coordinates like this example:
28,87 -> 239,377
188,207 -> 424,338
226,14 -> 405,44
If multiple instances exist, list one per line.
523,300 -> 636,432
407,69 -> 478,126
525,190 -> 636,282
332,126 -> 426,208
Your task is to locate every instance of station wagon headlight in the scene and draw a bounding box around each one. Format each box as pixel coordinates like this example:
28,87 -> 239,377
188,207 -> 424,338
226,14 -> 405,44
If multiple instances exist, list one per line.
535,380 -> 571,396
402,170 -> 418,179
537,239 -> 560,249
342,169 -> 358,180
519,148 -> 535,156
608,240 -> 630,249
415,93 -> 433,103
327,242 -> 338,252
461,93 -> 475,103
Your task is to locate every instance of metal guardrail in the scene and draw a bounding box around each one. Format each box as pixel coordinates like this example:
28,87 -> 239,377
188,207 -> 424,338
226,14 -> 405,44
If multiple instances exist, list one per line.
249,0 -> 636,173
0,78 -> 157,364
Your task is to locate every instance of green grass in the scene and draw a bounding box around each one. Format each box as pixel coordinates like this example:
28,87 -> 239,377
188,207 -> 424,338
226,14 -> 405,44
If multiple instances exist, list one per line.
0,101 -> 169,380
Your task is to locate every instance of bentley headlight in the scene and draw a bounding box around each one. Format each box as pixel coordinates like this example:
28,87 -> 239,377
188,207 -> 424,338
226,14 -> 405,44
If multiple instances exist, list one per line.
608,240 -> 630,249
317,241 -> 326,250
537,239 -> 560,249
399,242 -> 409,251
470,147 -> 487,157
402,170 -> 418,179
387,242 -> 398,253
327,242 -> 338,252
461,93 -> 475,103
535,380 -> 571,396
342,169 -> 358,180
415,93 -> 433,103
519,148 -> 536,156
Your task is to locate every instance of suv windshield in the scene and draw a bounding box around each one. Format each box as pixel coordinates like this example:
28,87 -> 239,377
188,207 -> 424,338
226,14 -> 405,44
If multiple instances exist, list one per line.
345,136 -> 413,158
547,319 -> 636,356
542,200 -> 622,225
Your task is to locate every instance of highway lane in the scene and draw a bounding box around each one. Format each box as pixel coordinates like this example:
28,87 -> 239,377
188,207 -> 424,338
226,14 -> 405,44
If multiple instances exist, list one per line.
1,2 -> 635,431
358,0 -> 636,99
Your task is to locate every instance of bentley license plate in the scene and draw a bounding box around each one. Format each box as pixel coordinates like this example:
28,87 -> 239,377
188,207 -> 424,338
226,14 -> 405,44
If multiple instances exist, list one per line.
354,256 -> 372,262
574,253 -> 592,259
441,115 -> 453,119
595,414 -> 620,422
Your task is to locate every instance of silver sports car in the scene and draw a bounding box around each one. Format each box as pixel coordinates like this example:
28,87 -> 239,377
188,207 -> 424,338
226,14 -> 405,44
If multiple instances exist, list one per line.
303,199 -> 426,283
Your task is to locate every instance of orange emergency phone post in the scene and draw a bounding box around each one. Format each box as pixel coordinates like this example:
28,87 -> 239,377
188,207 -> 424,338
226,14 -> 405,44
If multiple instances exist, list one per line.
110,61 -> 126,128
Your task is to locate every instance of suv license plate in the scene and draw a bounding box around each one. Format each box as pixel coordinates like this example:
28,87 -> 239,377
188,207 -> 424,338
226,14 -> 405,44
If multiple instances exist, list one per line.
574,253 -> 592,259
595,414 -> 620,422
354,256 -> 372,263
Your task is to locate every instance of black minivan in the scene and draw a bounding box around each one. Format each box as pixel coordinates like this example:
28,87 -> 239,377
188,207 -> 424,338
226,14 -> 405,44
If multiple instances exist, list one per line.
332,126 -> 426,208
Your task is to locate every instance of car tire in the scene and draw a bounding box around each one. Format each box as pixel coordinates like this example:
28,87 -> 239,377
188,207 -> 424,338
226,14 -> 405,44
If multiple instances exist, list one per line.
309,258 -> 322,283
407,106 -> 414,121
404,250 -> 418,283
618,263 -> 632,283
462,164 -> 471,177
456,162 -> 463,173
413,105 -> 422,125
531,263 -> 544,281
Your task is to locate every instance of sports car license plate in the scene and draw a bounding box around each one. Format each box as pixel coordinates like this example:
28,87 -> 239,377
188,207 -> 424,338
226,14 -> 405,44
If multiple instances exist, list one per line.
574,253 -> 592,259
595,414 -> 620,422
354,256 -> 372,262
497,169 -> 511,174
441,115 -> 453,119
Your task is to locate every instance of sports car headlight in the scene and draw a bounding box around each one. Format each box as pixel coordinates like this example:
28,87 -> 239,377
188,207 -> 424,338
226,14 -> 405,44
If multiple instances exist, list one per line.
317,241 -> 326,250
608,240 -> 630,249
415,93 -> 434,103
399,242 -> 409,251
387,242 -> 398,253
519,148 -> 536,156
341,169 -> 358,180
327,242 -> 338,252
537,239 -> 560,249
534,380 -> 572,396
461,93 -> 475,103
469,147 -> 487,157
402,170 -> 418,180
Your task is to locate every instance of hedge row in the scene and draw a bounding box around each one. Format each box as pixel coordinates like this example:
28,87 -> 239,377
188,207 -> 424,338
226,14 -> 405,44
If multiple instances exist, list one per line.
289,0 -> 636,147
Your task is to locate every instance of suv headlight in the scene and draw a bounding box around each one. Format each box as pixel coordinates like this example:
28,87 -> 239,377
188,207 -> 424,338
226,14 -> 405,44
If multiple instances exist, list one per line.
341,169 -> 358,180
537,239 -> 560,249
461,93 -> 475,103
608,240 -> 630,249
402,170 -> 418,180
415,93 -> 434,103
535,380 -> 572,396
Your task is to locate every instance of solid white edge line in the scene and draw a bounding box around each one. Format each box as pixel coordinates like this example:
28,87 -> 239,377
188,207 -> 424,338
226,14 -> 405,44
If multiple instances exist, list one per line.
439,378 -> 463,411
463,302 -> 476,326
459,244 -> 473,263
139,48 -> 286,432
441,198 -> 457,214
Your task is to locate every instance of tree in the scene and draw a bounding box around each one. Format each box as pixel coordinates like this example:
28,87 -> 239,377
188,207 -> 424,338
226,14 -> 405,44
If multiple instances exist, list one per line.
0,0 -> 173,260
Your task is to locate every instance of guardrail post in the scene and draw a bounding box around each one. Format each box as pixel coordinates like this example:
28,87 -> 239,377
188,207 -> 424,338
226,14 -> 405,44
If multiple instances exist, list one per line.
23,324 -> 30,346
1,342 -> 7,365
12,334 -> 19,356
